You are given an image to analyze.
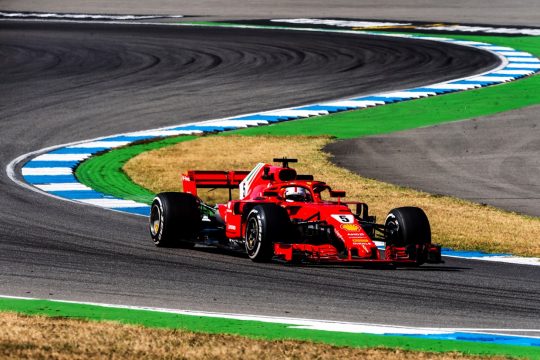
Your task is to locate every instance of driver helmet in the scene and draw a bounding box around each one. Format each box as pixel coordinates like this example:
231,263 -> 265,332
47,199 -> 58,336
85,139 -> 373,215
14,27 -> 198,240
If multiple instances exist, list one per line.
284,187 -> 311,202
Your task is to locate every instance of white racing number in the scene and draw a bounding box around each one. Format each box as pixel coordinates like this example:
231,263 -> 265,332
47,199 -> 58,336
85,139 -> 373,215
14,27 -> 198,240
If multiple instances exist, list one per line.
331,214 -> 355,223
239,162 -> 265,199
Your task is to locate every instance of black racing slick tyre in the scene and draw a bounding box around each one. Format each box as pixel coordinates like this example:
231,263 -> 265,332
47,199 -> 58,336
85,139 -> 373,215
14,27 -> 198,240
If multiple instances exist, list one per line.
149,192 -> 200,248
385,207 -> 431,265
245,204 -> 290,262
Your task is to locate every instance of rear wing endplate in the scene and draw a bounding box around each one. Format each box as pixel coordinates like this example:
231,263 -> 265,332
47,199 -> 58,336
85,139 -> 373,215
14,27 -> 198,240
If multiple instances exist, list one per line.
182,170 -> 250,198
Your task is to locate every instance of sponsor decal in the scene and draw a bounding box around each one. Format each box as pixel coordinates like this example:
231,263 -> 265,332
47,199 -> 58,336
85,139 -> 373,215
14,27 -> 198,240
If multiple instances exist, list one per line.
348,232 -> 366,238
272,19 -> 410,28
270,18 -> 540,36
227,224 -> 237,231
341,223 -> 361,232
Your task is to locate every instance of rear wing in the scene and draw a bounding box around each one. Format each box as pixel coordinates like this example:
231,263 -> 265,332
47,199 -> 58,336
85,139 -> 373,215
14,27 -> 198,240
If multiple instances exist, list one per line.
182,170 -> 250,198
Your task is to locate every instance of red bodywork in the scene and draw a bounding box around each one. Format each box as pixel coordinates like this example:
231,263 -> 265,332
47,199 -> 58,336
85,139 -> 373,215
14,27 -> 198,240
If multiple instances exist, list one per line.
181,162 -> 440,264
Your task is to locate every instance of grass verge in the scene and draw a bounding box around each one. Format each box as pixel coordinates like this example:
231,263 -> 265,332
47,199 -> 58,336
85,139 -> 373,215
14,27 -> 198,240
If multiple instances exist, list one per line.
0,313 -> 490,360
0,298 -> 535,359
124,135 -> 540,256
232,72 -> 539,138
76,136 -> 196,204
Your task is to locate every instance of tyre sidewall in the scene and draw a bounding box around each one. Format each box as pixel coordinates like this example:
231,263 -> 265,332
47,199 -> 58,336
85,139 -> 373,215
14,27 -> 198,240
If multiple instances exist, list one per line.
385,207 -> 430,246
385,207 -> 431,265
150,196 -> 166,246
246,208 -> 264,259
149,192 -> 200,248
245,204 -> 287,262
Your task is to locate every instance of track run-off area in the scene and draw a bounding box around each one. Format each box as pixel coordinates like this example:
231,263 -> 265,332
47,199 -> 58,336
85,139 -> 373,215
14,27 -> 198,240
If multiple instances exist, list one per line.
1,16 -> 540,357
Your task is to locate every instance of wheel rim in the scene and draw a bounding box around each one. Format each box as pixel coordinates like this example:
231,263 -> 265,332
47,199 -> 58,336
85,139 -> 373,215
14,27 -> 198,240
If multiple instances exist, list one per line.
245,217 -> 259,254
150,204 -> 161,237
385,216 -> 400,244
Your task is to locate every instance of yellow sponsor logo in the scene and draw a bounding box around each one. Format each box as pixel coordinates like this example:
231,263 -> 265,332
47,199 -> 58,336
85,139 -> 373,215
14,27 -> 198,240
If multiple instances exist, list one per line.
341,223 -> 361,232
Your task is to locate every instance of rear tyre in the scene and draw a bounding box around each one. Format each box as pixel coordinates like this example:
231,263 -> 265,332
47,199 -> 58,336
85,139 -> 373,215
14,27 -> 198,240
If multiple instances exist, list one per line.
149,192 -> 200,248
385,207 -> 431,265
245,204 -> 290,262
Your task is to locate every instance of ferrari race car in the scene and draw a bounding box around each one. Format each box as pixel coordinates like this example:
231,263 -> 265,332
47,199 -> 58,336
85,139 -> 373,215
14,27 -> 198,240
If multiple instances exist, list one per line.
149,158 -> 442,266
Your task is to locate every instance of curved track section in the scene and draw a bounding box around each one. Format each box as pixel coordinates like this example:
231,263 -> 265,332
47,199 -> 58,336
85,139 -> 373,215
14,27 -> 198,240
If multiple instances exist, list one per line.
327,107 -> 540,217
2,21 -> 540,330
18,24 -> 540,216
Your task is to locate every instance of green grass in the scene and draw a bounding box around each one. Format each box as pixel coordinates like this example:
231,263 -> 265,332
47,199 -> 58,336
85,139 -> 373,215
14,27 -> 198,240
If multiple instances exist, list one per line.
232,74 -> 539,138
76,136 -> 196,204
1,297 -> 538,359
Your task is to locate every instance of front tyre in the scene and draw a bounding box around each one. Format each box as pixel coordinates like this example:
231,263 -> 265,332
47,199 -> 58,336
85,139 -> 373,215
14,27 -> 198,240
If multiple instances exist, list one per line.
385,207 -> 431,265
245,204 -> 289,262
150,192 -> 200,248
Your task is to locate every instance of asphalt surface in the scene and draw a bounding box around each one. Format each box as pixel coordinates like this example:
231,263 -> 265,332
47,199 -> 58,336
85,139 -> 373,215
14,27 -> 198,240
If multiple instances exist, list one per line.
3,0 -> 540,26
1,20 -> 540,333
327,109 -> 540,217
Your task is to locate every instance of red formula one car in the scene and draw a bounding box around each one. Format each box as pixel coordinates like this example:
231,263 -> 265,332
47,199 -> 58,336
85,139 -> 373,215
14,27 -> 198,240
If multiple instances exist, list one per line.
149,158 -> 442,266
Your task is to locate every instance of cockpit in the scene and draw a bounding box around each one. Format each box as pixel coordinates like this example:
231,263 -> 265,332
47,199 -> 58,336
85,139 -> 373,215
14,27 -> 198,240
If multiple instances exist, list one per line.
283,186 -> 313,202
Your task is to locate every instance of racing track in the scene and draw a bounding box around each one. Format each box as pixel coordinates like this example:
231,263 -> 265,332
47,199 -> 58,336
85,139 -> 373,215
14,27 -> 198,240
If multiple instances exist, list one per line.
1,21 -> 540,332
327,106 -> 540,217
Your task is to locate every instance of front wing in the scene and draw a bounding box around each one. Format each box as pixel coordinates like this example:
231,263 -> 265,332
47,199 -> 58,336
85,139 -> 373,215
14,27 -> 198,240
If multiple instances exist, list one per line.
273,243 -> 442,265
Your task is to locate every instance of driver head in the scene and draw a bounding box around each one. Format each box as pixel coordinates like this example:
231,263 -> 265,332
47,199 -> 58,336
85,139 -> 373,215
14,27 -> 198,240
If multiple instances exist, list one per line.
284,186 -> 311,202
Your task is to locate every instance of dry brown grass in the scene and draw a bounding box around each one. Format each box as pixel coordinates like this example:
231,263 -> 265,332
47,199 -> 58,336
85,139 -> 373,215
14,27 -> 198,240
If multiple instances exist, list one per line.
124,135 -> 540,257
0,312 -> 500,360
